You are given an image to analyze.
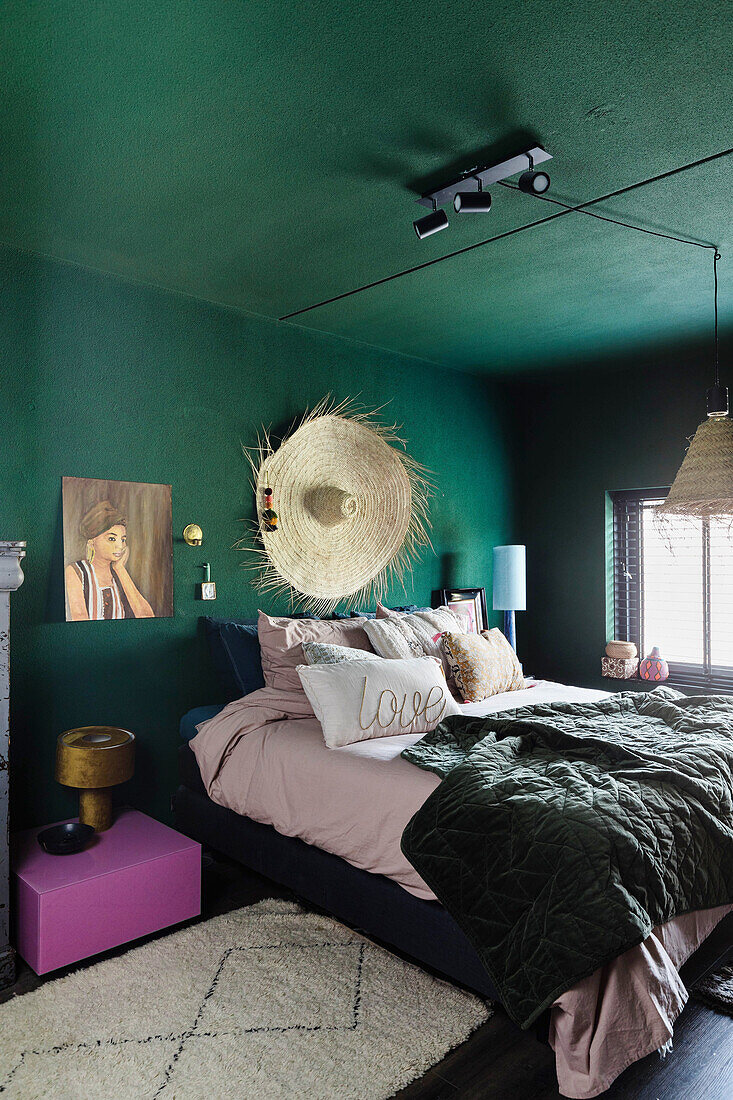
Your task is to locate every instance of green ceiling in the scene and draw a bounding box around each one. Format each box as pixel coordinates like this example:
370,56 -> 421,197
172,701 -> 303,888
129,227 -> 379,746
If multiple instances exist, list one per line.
2,0 -> 731,374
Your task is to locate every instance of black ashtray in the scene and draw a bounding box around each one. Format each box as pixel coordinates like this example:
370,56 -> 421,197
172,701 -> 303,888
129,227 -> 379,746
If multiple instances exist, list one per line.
37,822 -> 95,855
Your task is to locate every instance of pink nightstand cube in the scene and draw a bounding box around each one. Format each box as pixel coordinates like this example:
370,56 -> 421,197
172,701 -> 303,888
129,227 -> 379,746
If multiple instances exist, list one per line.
12,809 -> 201,975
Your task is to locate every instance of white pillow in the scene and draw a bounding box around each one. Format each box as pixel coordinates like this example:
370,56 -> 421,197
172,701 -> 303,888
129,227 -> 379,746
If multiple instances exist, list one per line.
302,641 -> 381,666
363,606 -> 463,672
297,656 -> 461,748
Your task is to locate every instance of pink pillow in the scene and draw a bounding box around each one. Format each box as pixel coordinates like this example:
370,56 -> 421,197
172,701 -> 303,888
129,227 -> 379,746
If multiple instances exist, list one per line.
257,611 -> 374,692
375,602 -> 400,619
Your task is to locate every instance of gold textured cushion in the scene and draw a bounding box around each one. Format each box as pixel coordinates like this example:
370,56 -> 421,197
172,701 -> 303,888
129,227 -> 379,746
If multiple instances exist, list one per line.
442,629 -> 525,703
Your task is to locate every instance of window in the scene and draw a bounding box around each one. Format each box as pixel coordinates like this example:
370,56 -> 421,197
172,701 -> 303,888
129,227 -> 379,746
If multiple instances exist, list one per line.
610,488 -> 733,690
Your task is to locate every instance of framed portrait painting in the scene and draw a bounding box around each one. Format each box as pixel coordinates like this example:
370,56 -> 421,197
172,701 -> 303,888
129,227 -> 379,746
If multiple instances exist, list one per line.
440,587 -> 488,634
62,477 -> 173,621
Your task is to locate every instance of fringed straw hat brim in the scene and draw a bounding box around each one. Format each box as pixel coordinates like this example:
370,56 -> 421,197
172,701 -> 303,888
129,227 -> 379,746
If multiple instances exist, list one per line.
241,399 -> 433,615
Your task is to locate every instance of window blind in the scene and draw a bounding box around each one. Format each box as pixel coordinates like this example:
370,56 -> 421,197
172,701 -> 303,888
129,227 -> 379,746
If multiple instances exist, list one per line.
610,488 -> 733,691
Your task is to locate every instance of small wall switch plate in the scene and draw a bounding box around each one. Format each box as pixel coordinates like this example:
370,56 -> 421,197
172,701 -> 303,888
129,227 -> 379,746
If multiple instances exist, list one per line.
200,582 -> 217,601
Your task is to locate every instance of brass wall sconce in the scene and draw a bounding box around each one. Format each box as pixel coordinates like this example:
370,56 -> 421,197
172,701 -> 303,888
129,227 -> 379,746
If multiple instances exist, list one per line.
183,523 -> 203,546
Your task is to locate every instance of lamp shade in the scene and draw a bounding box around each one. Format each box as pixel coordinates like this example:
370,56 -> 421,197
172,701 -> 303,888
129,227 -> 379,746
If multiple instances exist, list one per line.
657,414 -> 733,519
493,545 -> 526,611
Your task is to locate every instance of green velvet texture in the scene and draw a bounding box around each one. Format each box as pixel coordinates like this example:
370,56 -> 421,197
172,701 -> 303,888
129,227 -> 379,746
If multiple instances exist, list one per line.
1,247 -> 512,828
401,687 -> 733,1027
1,1 -> 730,373
509,337 -> 729,687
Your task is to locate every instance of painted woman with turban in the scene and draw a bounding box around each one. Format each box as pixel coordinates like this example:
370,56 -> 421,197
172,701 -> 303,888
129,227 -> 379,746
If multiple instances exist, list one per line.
65,500 -> 155,620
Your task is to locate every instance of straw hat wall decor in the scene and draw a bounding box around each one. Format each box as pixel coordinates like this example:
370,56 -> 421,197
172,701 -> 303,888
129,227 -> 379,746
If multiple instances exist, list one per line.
240,398 -> 433,614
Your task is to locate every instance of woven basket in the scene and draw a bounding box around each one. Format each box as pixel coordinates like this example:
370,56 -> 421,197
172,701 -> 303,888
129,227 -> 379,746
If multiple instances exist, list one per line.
605,640 -> 638,659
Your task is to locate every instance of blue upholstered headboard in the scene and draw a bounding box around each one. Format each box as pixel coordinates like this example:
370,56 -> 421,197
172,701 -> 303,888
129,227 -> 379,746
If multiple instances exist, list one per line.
202,617 -> 265,701
179,703 -> 225,741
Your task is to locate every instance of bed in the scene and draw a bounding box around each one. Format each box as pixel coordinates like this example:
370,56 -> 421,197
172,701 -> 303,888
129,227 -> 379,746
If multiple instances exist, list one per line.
175,684 -> 597,1002
174,735 -> 500,998
172,619 -> 733,1099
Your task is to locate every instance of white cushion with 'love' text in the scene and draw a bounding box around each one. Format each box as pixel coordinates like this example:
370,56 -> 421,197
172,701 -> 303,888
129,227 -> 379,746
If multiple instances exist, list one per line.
296,656 -> 461,748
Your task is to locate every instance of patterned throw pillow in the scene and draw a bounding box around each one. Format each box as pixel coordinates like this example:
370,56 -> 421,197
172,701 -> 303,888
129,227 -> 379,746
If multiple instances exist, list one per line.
302,642 -> 381,666
442,628 -> 525,703
363,607 -> 462,673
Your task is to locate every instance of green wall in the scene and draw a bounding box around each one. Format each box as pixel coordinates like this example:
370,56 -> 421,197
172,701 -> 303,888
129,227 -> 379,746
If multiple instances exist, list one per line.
1,247 -> 512,828
510,337 -> 728,688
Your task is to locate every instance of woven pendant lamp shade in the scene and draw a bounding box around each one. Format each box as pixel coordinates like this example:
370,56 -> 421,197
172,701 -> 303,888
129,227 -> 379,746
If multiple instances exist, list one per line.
657,415 -> 733,519
242,399 -> 432,614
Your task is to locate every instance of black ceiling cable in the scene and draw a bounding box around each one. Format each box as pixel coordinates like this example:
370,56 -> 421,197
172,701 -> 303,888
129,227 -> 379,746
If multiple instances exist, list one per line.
497,178 -> 722,382
496,179 -> 719,253
279,146 -> 730,322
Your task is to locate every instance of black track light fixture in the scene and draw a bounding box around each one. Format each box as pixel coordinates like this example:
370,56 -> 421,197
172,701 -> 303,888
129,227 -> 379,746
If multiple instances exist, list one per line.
517,153 -> 551,195
413,199 -> 449,239
454,177 -> 492,214
413,146 -> 552,237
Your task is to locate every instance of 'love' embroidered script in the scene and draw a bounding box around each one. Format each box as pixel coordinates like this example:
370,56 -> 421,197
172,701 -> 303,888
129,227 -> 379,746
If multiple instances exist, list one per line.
358,677 -> 447,731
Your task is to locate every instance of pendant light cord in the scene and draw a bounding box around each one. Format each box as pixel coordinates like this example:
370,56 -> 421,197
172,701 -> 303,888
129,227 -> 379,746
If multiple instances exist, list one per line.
714,248 -> 721,387
497,180 -> 717,382
496,179 -> 719,252
498,180 -> 722,384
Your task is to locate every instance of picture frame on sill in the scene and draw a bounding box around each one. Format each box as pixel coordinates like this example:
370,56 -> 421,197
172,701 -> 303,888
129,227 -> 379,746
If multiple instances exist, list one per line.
440,588 -> 488,634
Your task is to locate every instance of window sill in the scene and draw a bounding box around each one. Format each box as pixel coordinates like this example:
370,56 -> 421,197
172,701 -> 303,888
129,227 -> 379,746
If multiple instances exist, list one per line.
600,675 -> 733,696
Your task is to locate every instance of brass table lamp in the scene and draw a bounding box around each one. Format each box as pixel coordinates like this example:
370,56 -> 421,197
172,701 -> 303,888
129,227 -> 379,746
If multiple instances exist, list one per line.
55,727 -> 135,832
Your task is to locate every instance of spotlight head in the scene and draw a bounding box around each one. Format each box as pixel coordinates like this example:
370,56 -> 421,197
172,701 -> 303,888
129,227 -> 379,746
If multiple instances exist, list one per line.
413,207 -> 449,239
518,169 -> 551,195
454,189 -> 492,213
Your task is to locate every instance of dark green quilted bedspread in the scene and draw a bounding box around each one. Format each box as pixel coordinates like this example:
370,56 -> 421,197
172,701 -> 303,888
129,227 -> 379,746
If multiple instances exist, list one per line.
400,687 -> 733,1028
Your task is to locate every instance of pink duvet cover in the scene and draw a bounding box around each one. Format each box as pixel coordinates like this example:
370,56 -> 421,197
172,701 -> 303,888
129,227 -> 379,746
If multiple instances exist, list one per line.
191,680 -> 731,1098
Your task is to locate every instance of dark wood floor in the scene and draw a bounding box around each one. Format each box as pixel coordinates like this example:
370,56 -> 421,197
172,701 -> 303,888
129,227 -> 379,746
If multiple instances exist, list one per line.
2,853 -> 732,1099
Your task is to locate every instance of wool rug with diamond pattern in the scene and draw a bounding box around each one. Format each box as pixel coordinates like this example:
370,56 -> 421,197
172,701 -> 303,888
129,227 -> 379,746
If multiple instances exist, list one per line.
0,900 -> 491,1099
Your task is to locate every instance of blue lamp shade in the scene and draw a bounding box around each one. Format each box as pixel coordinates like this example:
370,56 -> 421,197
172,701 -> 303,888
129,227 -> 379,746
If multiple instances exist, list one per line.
493,545 -> 526,610
493,545 -> 526,651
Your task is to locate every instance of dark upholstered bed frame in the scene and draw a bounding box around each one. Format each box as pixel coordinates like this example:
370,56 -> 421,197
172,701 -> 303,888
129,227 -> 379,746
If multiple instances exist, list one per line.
173,742 -> 499,1002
